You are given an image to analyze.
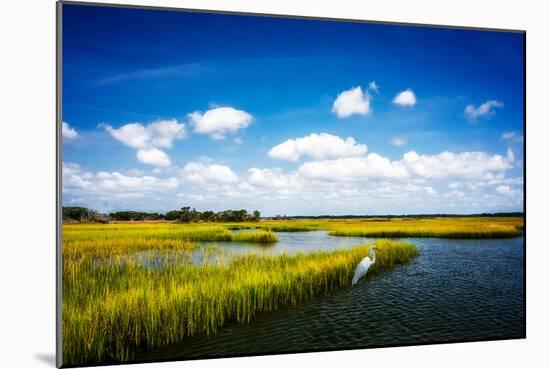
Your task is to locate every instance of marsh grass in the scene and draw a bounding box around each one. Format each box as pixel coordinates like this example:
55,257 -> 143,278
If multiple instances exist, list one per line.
64,217 -> 522,241
327,217 -> 523,239
61,217 -> 521,365
217,217 -> 524,238
62,239 -> 417,365
231,230 -> 278,243
63,224 -> 278,260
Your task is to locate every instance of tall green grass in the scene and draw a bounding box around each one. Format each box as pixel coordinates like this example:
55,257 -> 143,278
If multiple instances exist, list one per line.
62,239 -> 418,365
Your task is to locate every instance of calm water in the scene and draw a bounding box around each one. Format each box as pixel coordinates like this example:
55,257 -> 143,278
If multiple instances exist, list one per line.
135,233 -> 525,361
198,230 -> 377,256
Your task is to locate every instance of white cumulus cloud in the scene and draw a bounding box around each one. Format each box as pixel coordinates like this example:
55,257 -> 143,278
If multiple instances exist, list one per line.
103,119 -> 186,149
247,168 -> 302,189
136,148 -> 171,167
189,107 -> 253,140
465,100 -> 503,120
62,162 -> 179,203
299,154 -> 408,181
96,171 -> 179,192
402,150 -> 512,179
268,133 -> 367,162
393,89 -> 417,106
102,119 -> 186,167
62,122 -> 79,139
63,162 -> 93,189
332,86 -> 371,118
181,161 -> 239,185
297,149 -> 513,182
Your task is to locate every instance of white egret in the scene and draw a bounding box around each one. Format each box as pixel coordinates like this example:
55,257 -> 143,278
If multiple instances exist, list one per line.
352,246 -> 380,286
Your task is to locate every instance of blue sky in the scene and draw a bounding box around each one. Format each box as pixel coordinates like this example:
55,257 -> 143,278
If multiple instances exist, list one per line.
62,4 -> 524,216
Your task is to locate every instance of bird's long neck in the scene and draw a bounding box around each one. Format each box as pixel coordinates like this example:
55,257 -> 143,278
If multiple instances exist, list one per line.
369,247 -> 377,264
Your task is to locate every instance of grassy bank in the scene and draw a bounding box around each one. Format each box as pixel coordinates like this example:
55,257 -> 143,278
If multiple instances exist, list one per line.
327,217 -> 523,238
224,217 -> 523,238
62,239 -> 418,365
63,224 -> 277,259
64,217 -> 524,242
231,229 -> 277,243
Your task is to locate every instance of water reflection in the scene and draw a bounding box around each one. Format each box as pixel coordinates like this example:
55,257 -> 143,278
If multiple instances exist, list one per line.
104,230 -> 377,269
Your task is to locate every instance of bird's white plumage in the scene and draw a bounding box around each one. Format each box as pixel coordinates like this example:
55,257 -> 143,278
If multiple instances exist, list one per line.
351,246 -> 378,286
352,257 -> 372,285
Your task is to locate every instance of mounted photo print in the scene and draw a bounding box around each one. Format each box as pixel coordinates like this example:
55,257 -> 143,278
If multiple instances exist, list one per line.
57,1 -> 525,367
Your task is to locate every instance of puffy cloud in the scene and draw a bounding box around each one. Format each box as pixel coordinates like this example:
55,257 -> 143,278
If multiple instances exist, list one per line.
147,120 -> 188,147
62,122 -> 79,139
389,137 -> 407,146
136,148 -> 171,167
332,86 -> 371,118
102,119 -> 186,167
189,107 -> 253,140
299,154 -> 408,181
62,162 -> 179,204
268,133 -> 367,162
464,100 -> 503,120
393,89 -> 416,106
63,138 -> 522,215
298,149 -> 512,182
104,123 -> 149,148
247,168 -> 302,189
103,119 -> 186,149
402,150 -> 511,179
95,172 -> 178,192
63,162 -> 93,189
181,161 -> 239,184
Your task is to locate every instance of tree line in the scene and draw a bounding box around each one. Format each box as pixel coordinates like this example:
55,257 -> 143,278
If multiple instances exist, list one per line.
62,206 -> 261,223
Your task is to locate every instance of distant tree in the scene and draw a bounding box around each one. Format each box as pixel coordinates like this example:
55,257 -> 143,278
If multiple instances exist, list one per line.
179,207 -> 201,223
63,207 -> 105,223
252,210 -> 261,221
164,210 -> 181,221
109,211 -> 164,221
201,210 -> 216,222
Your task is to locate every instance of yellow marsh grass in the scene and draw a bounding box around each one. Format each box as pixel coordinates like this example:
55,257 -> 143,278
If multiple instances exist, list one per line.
210,217 -> 523,238
64,217 -> 523,243
63,224 -> 277,260
61,217 -> 521,365
62,239 -> 418,365
326,217 -> 523,238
